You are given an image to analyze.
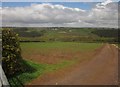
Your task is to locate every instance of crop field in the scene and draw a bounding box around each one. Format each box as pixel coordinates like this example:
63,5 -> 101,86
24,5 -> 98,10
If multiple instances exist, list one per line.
21,42 -> 102,64
8,42 -> 102,85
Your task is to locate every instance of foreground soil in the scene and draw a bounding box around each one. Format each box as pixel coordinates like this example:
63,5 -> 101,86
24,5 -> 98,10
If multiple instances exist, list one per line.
27,44 -> 118,85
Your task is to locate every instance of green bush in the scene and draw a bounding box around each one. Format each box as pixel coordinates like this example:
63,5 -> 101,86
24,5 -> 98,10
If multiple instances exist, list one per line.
2,29 -> 24,77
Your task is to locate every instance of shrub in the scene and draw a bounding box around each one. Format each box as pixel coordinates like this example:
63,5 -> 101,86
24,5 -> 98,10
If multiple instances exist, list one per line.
2,29 -> 23,77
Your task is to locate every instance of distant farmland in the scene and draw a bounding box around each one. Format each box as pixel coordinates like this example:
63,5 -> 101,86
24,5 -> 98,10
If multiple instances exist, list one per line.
8,27 -> 119,43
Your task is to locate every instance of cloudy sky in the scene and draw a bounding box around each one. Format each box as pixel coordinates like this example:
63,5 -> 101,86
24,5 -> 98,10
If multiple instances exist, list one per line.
1,0 -> 119,28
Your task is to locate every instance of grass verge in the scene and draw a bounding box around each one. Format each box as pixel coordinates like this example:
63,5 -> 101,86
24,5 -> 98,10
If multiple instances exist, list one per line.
8,59 -> 76,87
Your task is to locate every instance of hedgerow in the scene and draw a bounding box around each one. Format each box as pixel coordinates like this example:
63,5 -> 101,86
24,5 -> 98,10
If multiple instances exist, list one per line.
2,29 -> 24,77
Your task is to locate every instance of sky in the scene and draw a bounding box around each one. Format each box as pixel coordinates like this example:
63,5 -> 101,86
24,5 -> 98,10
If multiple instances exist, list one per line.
0,0 -> 119,28
2,2 -> 97,10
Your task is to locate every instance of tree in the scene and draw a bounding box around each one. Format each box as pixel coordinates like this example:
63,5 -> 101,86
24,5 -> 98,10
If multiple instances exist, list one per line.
2,29 -> 23,77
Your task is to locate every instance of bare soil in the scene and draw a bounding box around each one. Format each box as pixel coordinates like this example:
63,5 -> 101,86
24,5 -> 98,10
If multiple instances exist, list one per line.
26,44 -> 118,85
23,48 -> 97,64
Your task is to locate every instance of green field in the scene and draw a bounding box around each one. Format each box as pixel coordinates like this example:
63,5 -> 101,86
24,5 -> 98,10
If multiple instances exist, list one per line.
8,42 -> 102,86
21,42 -> 102,64
21,42 -> 102,52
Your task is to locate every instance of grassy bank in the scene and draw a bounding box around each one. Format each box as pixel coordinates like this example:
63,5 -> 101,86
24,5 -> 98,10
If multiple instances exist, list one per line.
8,59 -> 76,86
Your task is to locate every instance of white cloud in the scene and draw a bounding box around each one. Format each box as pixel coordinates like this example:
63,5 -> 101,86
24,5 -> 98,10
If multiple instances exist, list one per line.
1,0 -> 118,28
101,0 -> 113,5
83,0 -> 118,28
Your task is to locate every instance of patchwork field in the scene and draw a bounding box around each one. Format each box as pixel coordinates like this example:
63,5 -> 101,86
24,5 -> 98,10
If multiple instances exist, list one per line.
11,27 -> 119,43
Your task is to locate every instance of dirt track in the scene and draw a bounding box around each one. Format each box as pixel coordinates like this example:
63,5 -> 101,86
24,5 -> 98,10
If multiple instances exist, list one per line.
27,44 -> 118,85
